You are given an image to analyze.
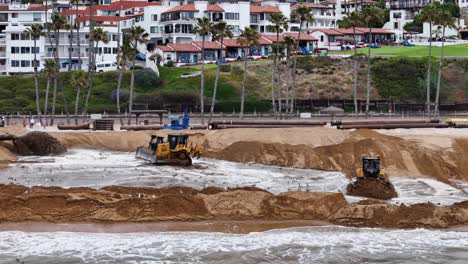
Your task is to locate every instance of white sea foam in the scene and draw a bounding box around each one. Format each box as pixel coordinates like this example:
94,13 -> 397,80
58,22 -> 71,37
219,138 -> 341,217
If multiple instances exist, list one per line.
0,226 -> 467,264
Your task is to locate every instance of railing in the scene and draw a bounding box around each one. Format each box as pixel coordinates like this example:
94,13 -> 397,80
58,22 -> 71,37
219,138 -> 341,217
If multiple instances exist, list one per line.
0,51 -> 6,57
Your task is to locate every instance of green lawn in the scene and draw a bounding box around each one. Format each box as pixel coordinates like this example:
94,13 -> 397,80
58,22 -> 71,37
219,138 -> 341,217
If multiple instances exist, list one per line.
331,44 -> 468,57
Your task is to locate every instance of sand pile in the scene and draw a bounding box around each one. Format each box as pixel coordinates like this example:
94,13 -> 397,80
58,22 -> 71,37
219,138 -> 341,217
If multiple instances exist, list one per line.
0,184 -> 467,228
346,177 -> 398,200
13,131 -> 67,156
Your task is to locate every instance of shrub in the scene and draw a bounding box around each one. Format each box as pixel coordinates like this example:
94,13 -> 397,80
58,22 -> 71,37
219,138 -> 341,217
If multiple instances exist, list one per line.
220,64 -> 231,72
135,68 -> 161,89
165,60 -> 175,67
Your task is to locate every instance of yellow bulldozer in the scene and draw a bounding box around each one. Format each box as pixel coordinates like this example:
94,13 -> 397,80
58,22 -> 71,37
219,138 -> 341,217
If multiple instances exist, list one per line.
356,156 -> 386,179
135,134 -> 202,166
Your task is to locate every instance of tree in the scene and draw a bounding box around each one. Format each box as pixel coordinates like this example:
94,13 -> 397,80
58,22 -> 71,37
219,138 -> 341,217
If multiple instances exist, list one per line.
209,21 -> 233,123
24,24 -> 44,122
116,39 -> 134,125
290,5 -> 314,114
418,2 -> 440,116
84,0 -> 96,117
337,12 -> 364,116
434,10 -> 456,116
193,17 -> 212,125
238,27 -> 260,119
283,35 -> 295,114
49,13 -> 69,125
268,13 -> 289,117
83,27 -> 109,116
70,70 -> 87,124
42,59 -> 57,126
127,26 -> 148,125
70,0 -> 82,70
361,7 -> 384,115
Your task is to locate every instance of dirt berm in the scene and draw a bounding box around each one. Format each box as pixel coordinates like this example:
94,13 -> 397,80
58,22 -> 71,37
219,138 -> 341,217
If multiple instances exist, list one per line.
346,177 -> 398,200
0,184 -> 467,229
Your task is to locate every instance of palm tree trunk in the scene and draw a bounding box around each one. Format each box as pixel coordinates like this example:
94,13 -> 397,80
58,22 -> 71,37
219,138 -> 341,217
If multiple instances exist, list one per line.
68,19 -> 73,71
200,36 -> 206,125
291,20 -> 303,114
365,28 -> 372,115
84,41 -> 97,116
426,23 -> 433,116
51,28 -> 60,126
76,2 -> 82,70
277,51 -> 283,119
209,39 -> 223,124
353,27 -> 359,117
33,38 -> 41,123
74,86 -> 80,125
44,75 -> 51,126
116,65 -> 124,125
128,40 -> 137,125
285,51 -> 290,117
434,26 -> 445,116
240,47 -> 248,119
271,50 -> 277,117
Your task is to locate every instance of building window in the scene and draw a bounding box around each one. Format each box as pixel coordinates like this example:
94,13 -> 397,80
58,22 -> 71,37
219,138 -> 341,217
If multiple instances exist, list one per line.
320,35 -> 324,42
104,47 -> 112,54
150,26 -> 159,33
33,13 -> 41,22
225,13 -> 239,20
232,25 -> 239,32
152,14 -> 158,21
11,34 -> 19,40
20,33 -> 29,40
112,48 -> 117,54
21,60 -> 30,67
21,47 -> 30,54
112,34 -> 118,41
11,13 -> 18,18
11,60 -> 20,67
11,47 -> 19,54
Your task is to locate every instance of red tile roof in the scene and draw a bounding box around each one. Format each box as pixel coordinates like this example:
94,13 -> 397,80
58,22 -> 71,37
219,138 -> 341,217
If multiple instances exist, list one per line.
292,3 -> 333,9
323,0 -> 376,5
0,3 -> 51,11
61,9 -> 88,16
157,45 -> 174,52
250,6 -> 281,13
168,43 -> 201,52
310,29 -> 344,36
222,39 -> 246,48
95,1 -> 160,11
333,28 -> 366,35
162,4 -> 198,14
205,4 -> 224,12
284,32 -> 318,41
354,27 -> 394,34
76,15 -> 131,23
192,41 -> 225,50
261,34 -> 285,43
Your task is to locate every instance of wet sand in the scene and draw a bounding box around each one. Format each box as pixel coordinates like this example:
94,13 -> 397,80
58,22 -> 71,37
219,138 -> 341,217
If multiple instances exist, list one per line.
0,220 -> 330,234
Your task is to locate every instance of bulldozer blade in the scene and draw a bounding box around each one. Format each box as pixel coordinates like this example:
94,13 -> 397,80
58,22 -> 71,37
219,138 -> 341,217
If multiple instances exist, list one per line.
135,147 -> 157,164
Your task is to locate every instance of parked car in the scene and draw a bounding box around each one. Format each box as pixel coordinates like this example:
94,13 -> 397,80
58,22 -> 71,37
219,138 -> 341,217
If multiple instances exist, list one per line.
95,61 -> 117,73
356,42 -> 368,48
136,53 -> 146,61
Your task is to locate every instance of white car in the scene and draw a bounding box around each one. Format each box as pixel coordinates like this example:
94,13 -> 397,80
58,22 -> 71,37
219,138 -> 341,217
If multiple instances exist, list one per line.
95,61 -> 117,73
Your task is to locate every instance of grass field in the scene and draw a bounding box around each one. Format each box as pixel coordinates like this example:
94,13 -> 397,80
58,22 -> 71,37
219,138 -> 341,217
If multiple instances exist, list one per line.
331,43 -> 468,57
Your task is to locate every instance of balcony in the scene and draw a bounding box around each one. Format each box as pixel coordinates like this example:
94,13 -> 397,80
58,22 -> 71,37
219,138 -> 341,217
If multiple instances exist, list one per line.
45,52 -> 86,58
0,51 -> 6,57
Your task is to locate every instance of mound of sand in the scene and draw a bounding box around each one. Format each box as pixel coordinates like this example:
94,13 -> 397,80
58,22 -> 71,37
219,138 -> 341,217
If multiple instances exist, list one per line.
0,184 -> 467,228
14,131 -> 67,156
346,177 -> 398,200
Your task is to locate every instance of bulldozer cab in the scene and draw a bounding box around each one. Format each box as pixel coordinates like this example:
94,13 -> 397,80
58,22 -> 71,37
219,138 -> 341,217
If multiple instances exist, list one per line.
362,156 -> 381,177
149,135 -> 164,150
168,134 -> 188,150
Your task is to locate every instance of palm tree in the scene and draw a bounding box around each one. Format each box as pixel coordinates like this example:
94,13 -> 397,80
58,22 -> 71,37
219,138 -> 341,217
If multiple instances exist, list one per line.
70,0 -> 82,70
42,59 -> 57,126
193,17 -> 212,125
337,12 -> 364,116
209,21 -> 233,123
70,70 -> 87,124
49,13 -> 69,125
238,28 -> 260,119
418,3 -> 440,116
116,40 -> 134,125
290,5 -> 314,114
83,0 -> 96,116
283,35 -> 295,115
126,26 -> 148,125
268,13 -> 289,117
83,27 -> 109,116
361,7 -> 384,115
24,24 -> 44,122
434,10 -> 456,116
